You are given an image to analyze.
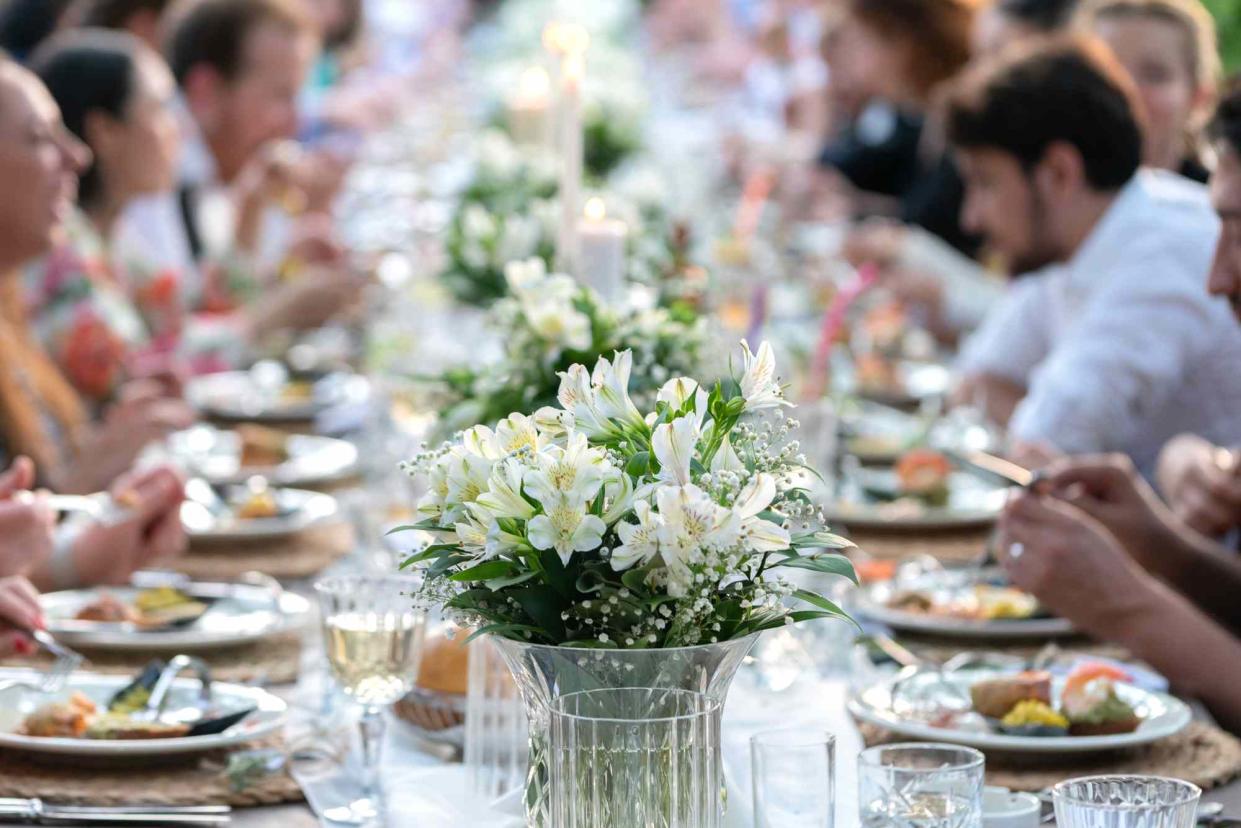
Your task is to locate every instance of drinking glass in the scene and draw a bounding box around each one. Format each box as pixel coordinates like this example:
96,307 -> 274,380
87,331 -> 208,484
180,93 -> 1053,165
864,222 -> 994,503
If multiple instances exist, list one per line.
751,728 -> 835,827
316,574 -> 427,806
858,743 -> 984,828
1052,776 -> 1201,828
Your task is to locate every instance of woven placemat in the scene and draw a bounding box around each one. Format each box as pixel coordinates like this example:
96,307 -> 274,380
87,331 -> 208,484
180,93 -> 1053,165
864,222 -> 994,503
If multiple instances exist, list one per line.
845,527 -> 991,564
0,630 -> 304,685
0,736 -> 304,807
899,636 -> 1130,666
857,721 -> 1241,792
178,521 -> 353,581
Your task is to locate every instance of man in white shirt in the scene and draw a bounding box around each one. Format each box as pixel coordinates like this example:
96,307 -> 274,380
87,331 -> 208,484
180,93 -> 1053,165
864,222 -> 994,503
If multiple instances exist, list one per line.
946,36 -> 1241,474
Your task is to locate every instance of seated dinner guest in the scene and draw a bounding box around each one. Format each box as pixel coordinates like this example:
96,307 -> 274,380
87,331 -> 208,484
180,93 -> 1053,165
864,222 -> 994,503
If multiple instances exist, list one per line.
0,53 -> 191,493
949,37 -> 1241,473
79,0 -> 175,52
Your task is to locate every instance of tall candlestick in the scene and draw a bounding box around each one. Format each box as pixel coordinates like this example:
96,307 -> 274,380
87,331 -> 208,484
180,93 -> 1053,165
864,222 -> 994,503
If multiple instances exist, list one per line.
556,52 -> 585,275
508,66 -> 553,148
577,197 -> 628,300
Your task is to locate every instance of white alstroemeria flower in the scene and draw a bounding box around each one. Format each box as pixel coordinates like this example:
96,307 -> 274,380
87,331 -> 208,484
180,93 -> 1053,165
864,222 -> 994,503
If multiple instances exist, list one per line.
709,434 -> 745,474
735,473 -> 777,518
524,299 -> 591,352
611,500 -> 663,571
533,406 -> 574,439
742,517 -> 791,552
445,450 -> 494,510
415,458 -> 451,520
557,364 -> 612,438
494,413 -> 543,456
591,351 -> 644,426
600,472 -> 635,525
453,515 -> 490,557
461,204 -> 496,242
526,495 -> 607,565
524,431 -> 610,507
739,340 -> 789,411
657,377 -> 709,428
462,425 -> 504,460
473,458 -> 535,520
655,484 -> 742,563
504,257 -> 547,294
652,415 -> 699,486
734,473 -> 790,552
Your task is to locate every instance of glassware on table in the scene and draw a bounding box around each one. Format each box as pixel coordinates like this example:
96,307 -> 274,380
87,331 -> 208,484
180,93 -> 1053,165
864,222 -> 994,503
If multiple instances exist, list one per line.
316,574 -> 427,808
858,743 -> 984,828
1052,776 -> 1201,828
464,634 -> 528,798
548,687 -> 722,828
751,728 -> 836,827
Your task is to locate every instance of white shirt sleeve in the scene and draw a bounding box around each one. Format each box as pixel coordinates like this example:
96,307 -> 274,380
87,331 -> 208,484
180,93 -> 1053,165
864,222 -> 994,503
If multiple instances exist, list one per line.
1009,249 -> 1214,454
897,227 -> 1005,331
954,272 -> 1052,385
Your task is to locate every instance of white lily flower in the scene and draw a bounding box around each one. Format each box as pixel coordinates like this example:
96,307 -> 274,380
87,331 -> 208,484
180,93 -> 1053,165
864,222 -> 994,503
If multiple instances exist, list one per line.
525,300 -> 592,352
453,515 -> 490,557
445,450 -> 494,510
461,204 -> 496,242
652,415 -> 699,486
741,517 -> 791,553
504,257 -> 547,293
739,340 -> 789,411
526,495 -> 607,565
657,377 -> 709,428
735,473 -> 777,518
462,425 -> 503,460
591,351 -> 644,426
524,431 -> 610,507
611,500 -> 662,570
601,471 -> 635,525
494,413 -> 543,455
474,458 -> 535,520
710,435 -> 745,474
655,484 -> 742,562
556,364 -> 612,438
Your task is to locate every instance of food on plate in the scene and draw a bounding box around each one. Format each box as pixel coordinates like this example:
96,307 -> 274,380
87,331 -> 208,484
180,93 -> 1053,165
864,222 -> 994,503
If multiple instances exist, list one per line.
861,303 -> 908,352
84,714 -> 190,740
856,354 -> 901,395
75,587 -> 208,628
886,584 -> 1041,621
234,488 -> 280,519
278,380 -> 315,402
20,693 -> 97,737
969,670 -> 1052,719
972,585 -> 1039,620
1061,663 -> 1141,736
998,700 -> 1069,736
895,449 -> 952,506
237,424 -> 290,467
416,629 -> 470,696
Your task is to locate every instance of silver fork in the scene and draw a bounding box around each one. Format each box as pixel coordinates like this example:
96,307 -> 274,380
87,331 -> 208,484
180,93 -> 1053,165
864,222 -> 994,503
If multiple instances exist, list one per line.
29,629 -> 83,694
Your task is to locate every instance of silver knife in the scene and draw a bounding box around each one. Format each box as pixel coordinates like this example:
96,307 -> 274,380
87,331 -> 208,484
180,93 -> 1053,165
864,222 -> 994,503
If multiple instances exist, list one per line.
0,799 -> 230,825
944,448 -> 1039,489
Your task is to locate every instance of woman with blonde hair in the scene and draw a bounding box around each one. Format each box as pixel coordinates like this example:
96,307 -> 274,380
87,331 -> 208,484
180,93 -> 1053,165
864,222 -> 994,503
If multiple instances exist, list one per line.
1079,0 -> 1219,180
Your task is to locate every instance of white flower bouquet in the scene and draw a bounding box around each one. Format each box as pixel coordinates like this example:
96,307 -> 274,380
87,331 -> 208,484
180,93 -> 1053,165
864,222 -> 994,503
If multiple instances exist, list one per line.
426,258 -> 709,435
401,339 -> 857,648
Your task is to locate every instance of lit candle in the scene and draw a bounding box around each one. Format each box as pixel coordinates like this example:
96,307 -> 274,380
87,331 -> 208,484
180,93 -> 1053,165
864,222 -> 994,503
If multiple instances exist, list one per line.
556,51 -> 585,275
576,197 -> 628,301
508,66 -> 552,148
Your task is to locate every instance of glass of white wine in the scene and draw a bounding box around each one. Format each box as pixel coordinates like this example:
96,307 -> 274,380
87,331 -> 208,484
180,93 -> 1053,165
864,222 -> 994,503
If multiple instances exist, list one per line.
316,574 -> 427,808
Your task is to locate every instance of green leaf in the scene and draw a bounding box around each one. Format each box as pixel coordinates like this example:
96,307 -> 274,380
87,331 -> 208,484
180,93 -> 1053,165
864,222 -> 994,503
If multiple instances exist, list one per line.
625,451 -> 650,478
484,570 -> 538,591
512,585 -> 567,640
620,568 -> 649,594
792,589 -> 855,625
465,623 -> 543,643
449,560 -> 515,582
775,554 -> 859,585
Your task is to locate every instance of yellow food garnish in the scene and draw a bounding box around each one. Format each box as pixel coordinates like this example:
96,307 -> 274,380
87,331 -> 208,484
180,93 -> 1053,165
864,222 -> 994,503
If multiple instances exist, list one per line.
975,586 -> 1039,620
1001,700 -> 1069,729
109,685 -> 151,714
133,587 -> 192,613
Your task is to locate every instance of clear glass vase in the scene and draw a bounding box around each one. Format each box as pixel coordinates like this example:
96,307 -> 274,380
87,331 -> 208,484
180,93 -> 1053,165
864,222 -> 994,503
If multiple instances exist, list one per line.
491,634 -> 758,828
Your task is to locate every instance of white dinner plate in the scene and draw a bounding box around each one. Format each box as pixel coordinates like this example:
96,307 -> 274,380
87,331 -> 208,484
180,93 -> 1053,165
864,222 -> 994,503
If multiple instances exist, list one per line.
168,425 -> 358,487
0,671 -> 286,756
182,486 -> 338,542
856,361 -> 951,408
825,469 -> 1009,530
848,668 -> 1191,753
186,370 -> 369,422
41,583 -> 310,651
852,570 -> 1075,640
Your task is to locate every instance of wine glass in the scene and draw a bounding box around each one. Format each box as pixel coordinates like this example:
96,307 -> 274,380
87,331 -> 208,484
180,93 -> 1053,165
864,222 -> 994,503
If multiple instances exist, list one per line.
316,574 -> 427,812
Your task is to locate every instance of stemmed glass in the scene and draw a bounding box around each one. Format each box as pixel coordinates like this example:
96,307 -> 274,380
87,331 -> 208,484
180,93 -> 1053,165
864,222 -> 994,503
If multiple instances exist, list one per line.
316,574 -> 427,813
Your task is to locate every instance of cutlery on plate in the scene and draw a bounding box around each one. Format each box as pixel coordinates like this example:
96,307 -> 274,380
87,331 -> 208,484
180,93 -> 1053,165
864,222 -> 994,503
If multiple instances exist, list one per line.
26,629 -> 83,694
943,448 -> 1040,490
0,798 -> 230,825
11,491 -> 135,527
868,633 -> 924,668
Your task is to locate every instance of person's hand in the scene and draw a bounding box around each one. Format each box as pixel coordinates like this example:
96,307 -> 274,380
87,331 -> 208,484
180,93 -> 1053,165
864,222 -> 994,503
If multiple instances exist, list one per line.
1007,439 -> 1063,471
843,220 -> 906,269
998,492 -> 1155,639
63,465 -> 187,587
0,575 -> 41,657
0,457 -> 55,576
1156,434 -> 1241,537
287,214 -> 346,267
249,266 -> 367,334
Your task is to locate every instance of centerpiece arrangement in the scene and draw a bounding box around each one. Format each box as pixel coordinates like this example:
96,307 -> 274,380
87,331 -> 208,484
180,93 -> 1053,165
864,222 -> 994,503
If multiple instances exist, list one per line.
399,339 -> 856,825
424,257 -> 710,436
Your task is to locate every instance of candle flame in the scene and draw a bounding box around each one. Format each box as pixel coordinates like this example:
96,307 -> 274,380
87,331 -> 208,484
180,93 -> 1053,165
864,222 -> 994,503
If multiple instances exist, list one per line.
518,66 -> 550,99
584,197 -> 606,221
543,21 -> 590,55
562,53 -> 585,85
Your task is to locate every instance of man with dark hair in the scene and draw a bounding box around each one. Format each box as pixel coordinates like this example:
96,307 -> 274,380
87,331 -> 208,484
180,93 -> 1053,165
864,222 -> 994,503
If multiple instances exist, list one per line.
950,37 -> 1241,475
79,0 -> 173,52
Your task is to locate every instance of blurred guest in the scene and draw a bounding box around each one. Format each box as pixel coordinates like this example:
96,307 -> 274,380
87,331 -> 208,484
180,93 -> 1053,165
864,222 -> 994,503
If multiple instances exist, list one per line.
1155,78 -> 1241,536
947,37 -> 1241,473
817,0 -> 981,255
0,54 -> 191,492
0,0 -> 76,62
1079,0 -> 1218,181
78,0 -> 175,51
973,0 -> 1081,55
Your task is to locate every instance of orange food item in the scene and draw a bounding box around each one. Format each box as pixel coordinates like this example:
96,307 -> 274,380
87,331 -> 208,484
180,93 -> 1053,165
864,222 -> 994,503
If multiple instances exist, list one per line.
895,449 -> 953,495
21,693 -> 97,737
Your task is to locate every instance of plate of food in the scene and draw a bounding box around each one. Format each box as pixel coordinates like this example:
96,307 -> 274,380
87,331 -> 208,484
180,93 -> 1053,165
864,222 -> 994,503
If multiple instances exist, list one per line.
826,449 -> 1010,529
853,567 -> 1074,639
853,356 -> 951,409
185,367 -> 369,422
41,581 -> 310,650
849,663 -> 1191,753
168,424 -> 358,487
182,482 -> 337,541
0,665 -> 286,756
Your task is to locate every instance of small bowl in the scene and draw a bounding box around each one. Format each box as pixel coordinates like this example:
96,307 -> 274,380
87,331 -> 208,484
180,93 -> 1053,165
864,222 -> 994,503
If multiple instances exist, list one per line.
984,786 -> 1042,828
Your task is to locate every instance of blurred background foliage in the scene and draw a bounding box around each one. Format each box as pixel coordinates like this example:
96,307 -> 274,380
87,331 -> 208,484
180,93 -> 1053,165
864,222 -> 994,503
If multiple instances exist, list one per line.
1206,0 -> 1241,73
